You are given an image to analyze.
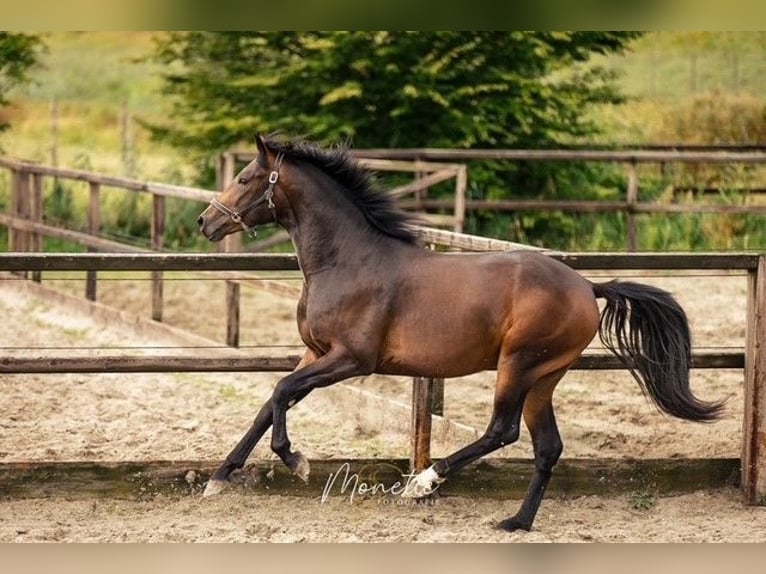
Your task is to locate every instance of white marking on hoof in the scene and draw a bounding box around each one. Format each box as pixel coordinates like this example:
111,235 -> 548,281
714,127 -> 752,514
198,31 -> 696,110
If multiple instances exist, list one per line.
293,452 -> 310,483
202,479 -> 228,497
401,465 -> 445,499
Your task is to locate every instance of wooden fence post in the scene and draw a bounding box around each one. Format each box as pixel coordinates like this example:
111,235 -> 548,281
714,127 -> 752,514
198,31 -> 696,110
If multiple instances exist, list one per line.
86,182 -> 100,301
410,377 -> 445,472
411,377 -> 434,472
9,169 -> 31,278
453,165 -> 467,234
626,160 -> 638,252
30,173 -> 43,282
219,153 -> 242,347
744,255 -> 766,505
430,378 -> 445,416
224,224 -> 243,347
151,194 -> 165,322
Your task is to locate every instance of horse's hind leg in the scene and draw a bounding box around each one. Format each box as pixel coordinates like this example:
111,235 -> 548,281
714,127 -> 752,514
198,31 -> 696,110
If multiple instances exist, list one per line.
497,372 -> 565,532
403,360 -> 570,533
402,356 -> 530,498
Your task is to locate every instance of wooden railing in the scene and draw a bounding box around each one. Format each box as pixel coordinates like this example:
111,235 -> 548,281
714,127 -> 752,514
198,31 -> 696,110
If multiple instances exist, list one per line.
356,148 -> 766,252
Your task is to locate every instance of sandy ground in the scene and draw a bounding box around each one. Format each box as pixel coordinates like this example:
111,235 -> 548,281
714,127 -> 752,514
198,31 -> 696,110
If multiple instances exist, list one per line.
1,269 -> 764,542
1,489 -> 763,542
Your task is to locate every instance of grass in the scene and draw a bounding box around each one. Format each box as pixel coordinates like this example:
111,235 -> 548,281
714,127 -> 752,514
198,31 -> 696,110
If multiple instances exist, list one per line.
628,490 -> 656,511
587,32 -> 766,145
609,32 -> 766,101
0,32 -> 189,182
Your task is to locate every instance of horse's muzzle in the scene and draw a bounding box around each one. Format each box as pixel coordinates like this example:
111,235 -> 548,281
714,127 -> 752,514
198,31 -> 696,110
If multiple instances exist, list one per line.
197,210 -> 222,241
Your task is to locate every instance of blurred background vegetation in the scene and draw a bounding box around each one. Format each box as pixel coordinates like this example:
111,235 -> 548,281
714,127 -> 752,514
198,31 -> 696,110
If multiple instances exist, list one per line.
0,31 -> 764,252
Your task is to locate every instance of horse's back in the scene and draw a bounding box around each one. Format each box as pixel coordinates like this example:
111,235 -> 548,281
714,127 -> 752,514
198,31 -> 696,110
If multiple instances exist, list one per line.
415,249 -> 595,308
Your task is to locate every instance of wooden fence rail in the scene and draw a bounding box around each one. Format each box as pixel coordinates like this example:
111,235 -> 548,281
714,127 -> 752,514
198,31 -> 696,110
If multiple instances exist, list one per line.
0,351 -> 745,374
0,251 -> 764,506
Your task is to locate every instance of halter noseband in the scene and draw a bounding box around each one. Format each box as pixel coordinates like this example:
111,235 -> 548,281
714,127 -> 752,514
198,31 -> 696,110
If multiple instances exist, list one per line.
209,152 -> 284,238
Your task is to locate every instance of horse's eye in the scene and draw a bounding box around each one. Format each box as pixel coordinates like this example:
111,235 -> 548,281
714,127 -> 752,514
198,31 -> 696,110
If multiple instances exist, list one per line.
238,177 -> 249,185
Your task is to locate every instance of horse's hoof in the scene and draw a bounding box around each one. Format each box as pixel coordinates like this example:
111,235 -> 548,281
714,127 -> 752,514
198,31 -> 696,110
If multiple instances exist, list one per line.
202,479 -> 228,497
292,452 -> 310,483
496,517 -> 532,532
401,466 -> 445,499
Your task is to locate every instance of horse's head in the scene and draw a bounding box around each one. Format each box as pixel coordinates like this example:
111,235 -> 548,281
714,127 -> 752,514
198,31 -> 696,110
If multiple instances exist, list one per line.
198,135 -> 285,241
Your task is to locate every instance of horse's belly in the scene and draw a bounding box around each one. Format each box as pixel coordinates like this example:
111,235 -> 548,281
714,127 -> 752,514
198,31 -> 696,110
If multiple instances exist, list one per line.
375,330 -> 501,378
376,359 -> 497,378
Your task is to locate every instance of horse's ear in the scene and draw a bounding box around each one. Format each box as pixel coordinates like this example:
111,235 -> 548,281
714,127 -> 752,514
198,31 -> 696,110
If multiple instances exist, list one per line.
255,134 -> 268,157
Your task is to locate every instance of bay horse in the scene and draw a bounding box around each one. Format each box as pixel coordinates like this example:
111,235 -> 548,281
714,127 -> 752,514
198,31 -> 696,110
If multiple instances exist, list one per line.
197,135 -> 723,532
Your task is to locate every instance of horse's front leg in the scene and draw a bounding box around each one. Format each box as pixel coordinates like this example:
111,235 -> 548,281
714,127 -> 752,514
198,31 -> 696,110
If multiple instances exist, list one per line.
203,350 -> 318,497
270,348 -> 371,481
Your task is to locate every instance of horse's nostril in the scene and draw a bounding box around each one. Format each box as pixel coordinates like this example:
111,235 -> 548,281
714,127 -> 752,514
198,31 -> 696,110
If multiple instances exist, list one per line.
197,215 -> 205,229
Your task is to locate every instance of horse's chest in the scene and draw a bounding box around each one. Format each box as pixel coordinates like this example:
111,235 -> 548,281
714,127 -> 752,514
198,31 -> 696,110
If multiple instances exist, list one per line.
298,281 -> 386,348
296,286 -> 341,346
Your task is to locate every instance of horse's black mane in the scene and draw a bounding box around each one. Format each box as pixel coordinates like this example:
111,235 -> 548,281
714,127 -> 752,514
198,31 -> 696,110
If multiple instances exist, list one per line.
263,136 -> 421,244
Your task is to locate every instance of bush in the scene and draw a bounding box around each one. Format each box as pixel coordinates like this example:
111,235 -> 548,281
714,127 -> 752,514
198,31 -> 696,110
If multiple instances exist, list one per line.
656,92 -> 766,145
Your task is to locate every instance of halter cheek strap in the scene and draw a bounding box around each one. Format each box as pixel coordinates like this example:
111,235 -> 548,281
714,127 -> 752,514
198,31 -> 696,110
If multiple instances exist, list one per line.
209,152 -> 284,238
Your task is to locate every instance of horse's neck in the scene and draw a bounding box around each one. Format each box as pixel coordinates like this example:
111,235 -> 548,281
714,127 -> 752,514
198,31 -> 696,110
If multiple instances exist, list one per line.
284,185 -> 406,278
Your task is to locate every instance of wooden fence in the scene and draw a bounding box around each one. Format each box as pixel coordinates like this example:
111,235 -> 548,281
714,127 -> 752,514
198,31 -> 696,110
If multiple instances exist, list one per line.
1,154 -> 765,502
4,147 -> 766,335
309,147 -> 765,252
0,250 -> 764,506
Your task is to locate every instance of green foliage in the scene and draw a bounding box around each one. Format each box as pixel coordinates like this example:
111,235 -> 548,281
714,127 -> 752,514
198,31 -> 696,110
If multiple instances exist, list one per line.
605,32 -> 766,103
153,32 -> 638,150
628,490 -> 656,511
16,32 -> 165,114
45,179 -> 75,223
107,193 -> 151,240
163,197 -> 212,251
657,92 -> 766,145
0,32 -> 44,134
148,31 -> 640,245
6,32 -> 763,252
151,32 -> 637,175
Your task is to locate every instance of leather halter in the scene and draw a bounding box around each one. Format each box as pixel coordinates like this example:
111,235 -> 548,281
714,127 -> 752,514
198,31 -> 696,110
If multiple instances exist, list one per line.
209,152 -> 284,238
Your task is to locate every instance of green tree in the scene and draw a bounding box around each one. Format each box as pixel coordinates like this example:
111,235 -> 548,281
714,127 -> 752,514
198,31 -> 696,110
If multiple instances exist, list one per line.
0,32 -> 44,132
151,31 -> 640,244
154,31 -> 637,150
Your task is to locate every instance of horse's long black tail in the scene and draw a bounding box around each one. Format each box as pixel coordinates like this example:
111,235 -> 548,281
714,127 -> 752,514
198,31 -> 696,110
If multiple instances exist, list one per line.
592,280 -> 724,422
